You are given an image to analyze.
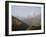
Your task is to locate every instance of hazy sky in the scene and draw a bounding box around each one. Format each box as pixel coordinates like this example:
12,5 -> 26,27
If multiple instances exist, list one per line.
11,5 -> 41,17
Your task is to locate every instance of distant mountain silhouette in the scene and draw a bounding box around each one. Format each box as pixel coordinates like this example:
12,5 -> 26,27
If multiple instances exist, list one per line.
12,15 -> 41,31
